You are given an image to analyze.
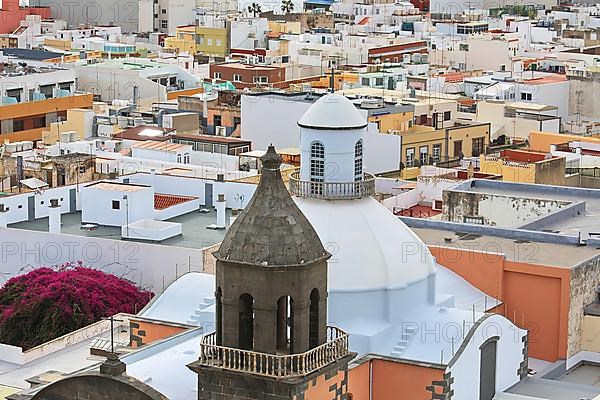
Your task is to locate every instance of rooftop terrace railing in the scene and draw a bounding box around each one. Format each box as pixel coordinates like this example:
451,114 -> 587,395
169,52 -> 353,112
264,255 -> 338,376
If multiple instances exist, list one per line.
289,171 -> 375,200
198,326 -> 349,378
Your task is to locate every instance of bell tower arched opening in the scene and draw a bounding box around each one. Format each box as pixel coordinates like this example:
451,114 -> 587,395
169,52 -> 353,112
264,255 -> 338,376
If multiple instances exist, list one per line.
239,293 -> 254,350
309,288 -> 320,349
276,296 -> 294,353
215,287 -> 222,346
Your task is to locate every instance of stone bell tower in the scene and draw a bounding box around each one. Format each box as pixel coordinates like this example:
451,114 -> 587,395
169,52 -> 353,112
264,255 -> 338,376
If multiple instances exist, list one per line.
188,146 -> 354,400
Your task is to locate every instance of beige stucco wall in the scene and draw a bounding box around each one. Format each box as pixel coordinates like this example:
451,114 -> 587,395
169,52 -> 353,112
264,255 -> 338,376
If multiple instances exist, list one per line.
581,315 -> 600,352
42,108 -> 94,145
480,155 -> 565,185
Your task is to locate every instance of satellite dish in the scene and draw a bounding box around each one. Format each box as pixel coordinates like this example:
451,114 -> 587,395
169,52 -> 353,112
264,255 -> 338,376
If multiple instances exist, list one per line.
544,153 -> 553,160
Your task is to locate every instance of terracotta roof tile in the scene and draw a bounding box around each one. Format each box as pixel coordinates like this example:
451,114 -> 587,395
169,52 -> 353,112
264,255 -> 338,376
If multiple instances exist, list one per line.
154,193 -> 198,210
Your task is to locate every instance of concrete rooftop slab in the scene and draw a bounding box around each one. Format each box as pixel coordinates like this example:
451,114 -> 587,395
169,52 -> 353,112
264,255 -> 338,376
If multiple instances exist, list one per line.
8,210 -> 226,250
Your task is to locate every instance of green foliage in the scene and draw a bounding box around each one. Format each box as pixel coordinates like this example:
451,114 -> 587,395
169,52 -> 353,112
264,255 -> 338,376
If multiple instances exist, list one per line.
281,0 -> 295,14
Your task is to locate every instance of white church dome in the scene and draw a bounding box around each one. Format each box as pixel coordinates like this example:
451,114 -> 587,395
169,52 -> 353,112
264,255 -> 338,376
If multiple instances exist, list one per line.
297,93 -> 368,130
294,196 -> 436,292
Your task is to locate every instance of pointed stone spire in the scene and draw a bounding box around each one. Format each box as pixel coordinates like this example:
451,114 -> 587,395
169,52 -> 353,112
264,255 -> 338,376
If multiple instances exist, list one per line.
214,145 -> 329,267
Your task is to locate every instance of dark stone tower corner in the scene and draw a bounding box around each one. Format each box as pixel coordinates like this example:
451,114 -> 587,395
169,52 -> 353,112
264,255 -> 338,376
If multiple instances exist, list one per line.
188,145 -> 355,400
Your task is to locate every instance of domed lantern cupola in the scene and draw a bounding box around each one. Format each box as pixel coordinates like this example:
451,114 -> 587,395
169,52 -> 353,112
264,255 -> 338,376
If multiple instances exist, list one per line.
291,93 -> 376,200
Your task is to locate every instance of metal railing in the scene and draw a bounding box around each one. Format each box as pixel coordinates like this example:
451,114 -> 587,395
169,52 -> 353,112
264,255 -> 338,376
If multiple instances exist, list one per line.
198,326 -> 349,378
288,171 -> 375,200
566,167 -> 600,178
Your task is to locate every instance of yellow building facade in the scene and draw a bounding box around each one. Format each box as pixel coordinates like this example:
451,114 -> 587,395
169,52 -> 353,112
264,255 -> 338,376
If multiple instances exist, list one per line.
397,122 -> 490,167
42,108 -> 94,145
529,130 -> 600,153
479,150 -> 566,185
0,93 -> 94,143
369,110 -> 414,133
195,26 -> 229,57
43,38 -> 72,51
165,25 -> 229,57
164,25 -> 197,54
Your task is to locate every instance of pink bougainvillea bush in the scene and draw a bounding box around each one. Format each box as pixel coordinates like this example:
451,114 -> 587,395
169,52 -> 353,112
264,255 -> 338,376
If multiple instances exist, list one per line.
0,263 -> 153,349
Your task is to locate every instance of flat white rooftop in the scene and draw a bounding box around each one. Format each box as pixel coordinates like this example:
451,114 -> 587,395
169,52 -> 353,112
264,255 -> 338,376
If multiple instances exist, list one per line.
85,182 -> 151,192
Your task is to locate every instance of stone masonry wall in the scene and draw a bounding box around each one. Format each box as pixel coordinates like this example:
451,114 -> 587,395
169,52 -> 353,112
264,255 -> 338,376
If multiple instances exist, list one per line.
194,356 -> 352,400
568,255 -> 600,357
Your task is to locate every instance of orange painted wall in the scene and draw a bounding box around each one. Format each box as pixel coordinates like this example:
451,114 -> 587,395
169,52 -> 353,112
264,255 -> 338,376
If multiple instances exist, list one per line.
0,94 -> 94,120
529,130 -> 600,153
430,245 -> 571,361
2,127 -> 47,143
503,261 -> 570,360
429,246 -> 504,300
348,359 -> 444,400
348,362 -> 370,400
0,94 -> 94,143
301,370 -> 346,400
130,319 -> 187,348
167,87 -> 203,100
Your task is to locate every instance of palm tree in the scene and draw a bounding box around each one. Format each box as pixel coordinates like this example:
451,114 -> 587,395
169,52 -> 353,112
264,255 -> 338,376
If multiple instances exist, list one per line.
281,0 -> 294,14
247,2 -> 262,16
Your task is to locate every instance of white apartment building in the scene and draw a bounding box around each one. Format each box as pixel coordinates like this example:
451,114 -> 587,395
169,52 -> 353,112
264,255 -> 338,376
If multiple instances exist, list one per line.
241,91 -> 402,174
429,32 -> 521,72
0,65 -> 75,105
472,71 -> 569,118
74,58 -> 200,106
230,18 -> 269,50
430,0 -> 557,16
139,0 -> 194,35
37,0 -> 140,32
55,26 -> 122,41
287,31 -> 408,66
332,0 -> 418,26
474,100 -> 560,140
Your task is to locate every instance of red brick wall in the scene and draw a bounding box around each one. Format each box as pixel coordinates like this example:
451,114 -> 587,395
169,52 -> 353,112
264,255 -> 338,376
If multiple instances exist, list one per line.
209,64 -> 286,89
0,0 -> 51,34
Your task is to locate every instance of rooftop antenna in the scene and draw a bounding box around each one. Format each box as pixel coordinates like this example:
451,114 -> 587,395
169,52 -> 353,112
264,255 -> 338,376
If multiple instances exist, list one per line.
575,87 -> 583,128
329,66 -> 339,92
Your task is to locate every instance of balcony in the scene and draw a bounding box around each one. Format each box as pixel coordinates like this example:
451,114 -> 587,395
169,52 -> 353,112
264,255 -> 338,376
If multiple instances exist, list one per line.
288,171 -> 376,200
198,326 -> 350,378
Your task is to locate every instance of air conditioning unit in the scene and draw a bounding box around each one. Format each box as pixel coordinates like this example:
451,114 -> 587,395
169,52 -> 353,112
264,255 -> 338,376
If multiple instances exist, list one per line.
117,116 -> 128,128
60,132 -> 71,143
22,141 -> 34,151
4,143 -> 17,153
215,126 -> 226,136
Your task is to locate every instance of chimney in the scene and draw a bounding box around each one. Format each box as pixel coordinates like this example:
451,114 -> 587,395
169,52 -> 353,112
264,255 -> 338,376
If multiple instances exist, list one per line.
467,162 -> 474,179
0,204 -> 8,228
213,174 -> 225,209
150,168 -> 156,188
216,194 -> 226,229
48,198 -> 61,234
